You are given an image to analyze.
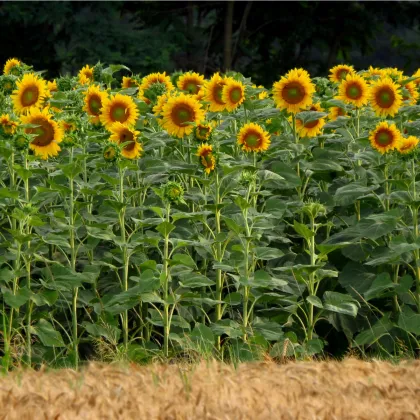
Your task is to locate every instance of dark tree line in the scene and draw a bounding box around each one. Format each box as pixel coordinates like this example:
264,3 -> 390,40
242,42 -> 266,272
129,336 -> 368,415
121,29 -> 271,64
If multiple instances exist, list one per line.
1,1 -> 420,84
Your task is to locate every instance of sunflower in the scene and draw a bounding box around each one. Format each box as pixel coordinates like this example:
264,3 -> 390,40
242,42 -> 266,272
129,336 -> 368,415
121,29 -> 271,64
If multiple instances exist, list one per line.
139,72 -> 174,103
258,85 -> 268,99
222,78 -> 246,112
397,136 -> 419,155
59,119 -> 77,133
412,69 -> 420,87
0,114 -> 18,135
83,85 -> 108,124
197,143 -> 216,174
329,64 -> 355,83
383,67 -> 404,81
202,73 -> 227,112
11,73 -> 47,115
237,122 -> 270,153
47,80 -> 58,93
296,103 -> 325,137
363,66 -> 385,80
369,77 -> 402,117
177,72 -> 205,95
336,73 -> 369,108
3,58 -> 21,75
108,122 -> 143,159
161,93 -> 205,138
369,121 -> 401,154
400,80 -> 419,105
272,68 -> 315,114
79,65 -> 94,85
195,122 -> 213,141
100,93 -> 139,129
152,93 -> 171,116
328,106 -> 347,121
21,107 -> 63,159
122,76 -> 138,89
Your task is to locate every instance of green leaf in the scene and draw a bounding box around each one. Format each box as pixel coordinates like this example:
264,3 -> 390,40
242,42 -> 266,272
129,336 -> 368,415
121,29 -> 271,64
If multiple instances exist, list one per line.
306,295 -> 323,309
364,273 -> 397,301
398,306 -> 420,335
2,287 -> 31,309
179,273 -> 215,288
353,314 -> 394,347
254,247 -> 284,260
295,111 -> 328,124
31,290 -> 58,307
156,221 -> 176,237
170,254 -> 197,269
32,319 -> 65,347
86,226 -> 117,241
0,188 -> 18,199
43,233 -> 70,249
293,220 -> 315,240
323,291 -> 359,317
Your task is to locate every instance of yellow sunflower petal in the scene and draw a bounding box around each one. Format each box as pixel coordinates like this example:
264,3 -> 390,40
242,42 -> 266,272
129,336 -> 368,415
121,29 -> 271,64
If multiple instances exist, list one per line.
336,73 -> 369,108
202,73 -> 227,112
237,122 -> 271,153
11,73 -> 47,115
177,72 -> 205,95
296,103 -> 325,137
369,121 -> 402,154
197,143 -> 216,174
100,93 -> 139,129
3,58 -> 21,75
109,121 -> 143,159
221,78 -> 246,112
397,136 -> 419,155
369,77 -> 402,117
329,64 -> 355,83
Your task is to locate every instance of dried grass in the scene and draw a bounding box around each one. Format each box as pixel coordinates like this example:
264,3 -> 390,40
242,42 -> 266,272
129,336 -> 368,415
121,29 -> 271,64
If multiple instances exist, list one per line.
1,358 -> 420,419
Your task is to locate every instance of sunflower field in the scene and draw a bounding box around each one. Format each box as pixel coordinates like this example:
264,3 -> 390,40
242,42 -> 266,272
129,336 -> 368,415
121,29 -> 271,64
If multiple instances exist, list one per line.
1,59 -> 420,370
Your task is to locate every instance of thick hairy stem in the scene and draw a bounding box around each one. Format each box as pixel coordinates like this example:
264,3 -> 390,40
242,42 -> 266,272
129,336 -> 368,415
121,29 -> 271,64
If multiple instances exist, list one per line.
163,203 -> 171,358
308,216 -> 316,341
214,171 -> 223,349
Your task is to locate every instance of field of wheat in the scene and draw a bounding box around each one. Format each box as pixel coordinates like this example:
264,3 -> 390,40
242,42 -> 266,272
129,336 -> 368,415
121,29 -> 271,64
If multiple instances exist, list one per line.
0,359 -> 419,419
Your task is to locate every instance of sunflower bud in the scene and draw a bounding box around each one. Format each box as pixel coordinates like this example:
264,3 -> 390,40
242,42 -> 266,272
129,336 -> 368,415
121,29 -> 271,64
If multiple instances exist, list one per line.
103,142 -> 120,163
93,62 -> 104,83
13,133 -> 31,151
195,123 -> 213,142
240,169 -> 257,186
171,70 -> 183,87
0,75 -> 17,94
62,134 -> 78,148
143,82 -> 167,104
163,181 -> 185,204
56,76 -> 76,92
301,201 -> 326,220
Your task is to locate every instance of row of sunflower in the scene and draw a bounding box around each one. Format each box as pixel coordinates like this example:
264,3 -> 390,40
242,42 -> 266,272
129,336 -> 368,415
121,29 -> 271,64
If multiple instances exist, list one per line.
1,57 -> 420,367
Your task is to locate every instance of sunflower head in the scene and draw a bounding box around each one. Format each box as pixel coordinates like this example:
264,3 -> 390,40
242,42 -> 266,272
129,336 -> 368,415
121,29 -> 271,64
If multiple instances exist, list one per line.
103,142 -> 120,162
195,122 -> 213,142
21,107 -> 63,160
13,132 -> 31,151
222,78 -> 246,112
11,73 -> 47,115
0,75 -> 17,94
296,103 -> 326,138
369,121 -> 402,154
329,64 -> 355,83
3,58 -> 22,76
163,181 -> 185,204
153,93 -> 171,117
122,76 -> 139,89
0,114 -> 18,136
336,73 -> 369,108
177,72 -> 205,95
237,122 -> 271,153
369,77 -> 402,117
383,67 -> 404,82
197,143 -> 216,174
59,118 -> 78,133
139,73 -> 174,104
399,79 -> 419,105
161,93 -> 205,138
328,106 -> 347,121
109,122 -> 143,159
272,68 -> 315,114
79,65 -> 94,85
397,136 -> 419,155
83,84 -> 108,123
412,69 -> 420,87
100,93 -> 139,129
202,73 -> 227,112
57,76 -> 76,92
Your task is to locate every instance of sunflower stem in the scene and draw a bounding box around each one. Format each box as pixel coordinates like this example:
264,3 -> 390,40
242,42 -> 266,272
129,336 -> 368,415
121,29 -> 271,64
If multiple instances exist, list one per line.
163,202 -> 171,358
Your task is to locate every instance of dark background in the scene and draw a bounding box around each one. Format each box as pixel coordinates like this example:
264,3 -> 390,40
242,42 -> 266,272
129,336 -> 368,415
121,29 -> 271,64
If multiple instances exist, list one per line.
1,1 -> 420,85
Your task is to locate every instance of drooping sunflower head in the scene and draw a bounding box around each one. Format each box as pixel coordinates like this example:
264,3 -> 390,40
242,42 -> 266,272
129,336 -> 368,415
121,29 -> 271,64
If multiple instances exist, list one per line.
399,79 -> 419,105
79,65 -> 94,85
222,78 -> 246,112
163,181 -> 185,204
100,93 -> 139,129
329,64 -> 355,83
328,106 -> 347,121
296,103 -> 326,138
3,58 -> 22,76
397,135 -> 419,155
202,73 -> 228,112
197,143 -> 216,174
11,73 -> 47,115
369,121 -> 402,154
237,122 -> 271,153
195,122 -> 213,142
272,68 -> 315,114
369,77 -> 402,117
161,93 -> 205,138
20,107 -> 63,160
177,72 -> 205,95
108,121 -> 143,159
139,72 -> 174,104
152,93 -> 171,117
83,85 -> 108,124
0,114 -> 18,136
336,73 -> 369,108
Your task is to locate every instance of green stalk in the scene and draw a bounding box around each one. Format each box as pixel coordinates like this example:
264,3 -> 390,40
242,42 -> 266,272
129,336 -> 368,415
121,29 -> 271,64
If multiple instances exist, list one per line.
411,159 -> 420,313
118,165 -> 129,352
384,161 -> 390,212
163,202 -> 171,358
307,214 -> 316,341
392,264 -> 400,316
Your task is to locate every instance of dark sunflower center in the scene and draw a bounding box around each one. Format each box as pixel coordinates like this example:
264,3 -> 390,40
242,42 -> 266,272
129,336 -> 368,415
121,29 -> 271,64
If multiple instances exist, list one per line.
229,87 -> 242,103
376,87 -> 395,108
111,104 -> 128,122
346,84 -> 362,99
244,133 -> 261,147
337,107 -> 345,116
186,82 -> 199,94
337,69 -> 349,80
199,127 -> 210,137
282,82 -> 305,104
22,86 -> 39,107
171,105 -> 194,126
213,84 -> 225,105
201,153 -> 213,167
376,130 -> 393,146
89,96 -> 102,115
120,130 -> 135,151
27,118 -> 55,147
